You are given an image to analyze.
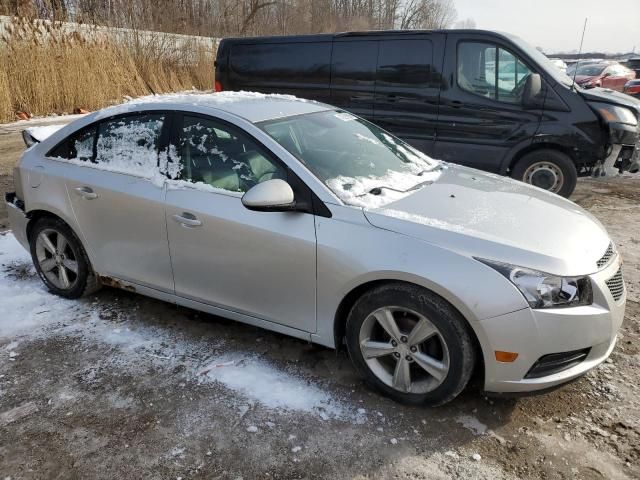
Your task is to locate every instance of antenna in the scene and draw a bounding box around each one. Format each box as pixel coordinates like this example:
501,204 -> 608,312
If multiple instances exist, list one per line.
571,18 -> 588,91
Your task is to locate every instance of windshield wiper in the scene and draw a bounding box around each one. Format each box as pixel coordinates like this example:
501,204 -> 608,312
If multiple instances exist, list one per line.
361,180 -> 435,197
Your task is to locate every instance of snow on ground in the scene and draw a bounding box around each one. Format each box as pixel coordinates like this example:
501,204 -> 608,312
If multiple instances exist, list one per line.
0,231 -> 352,420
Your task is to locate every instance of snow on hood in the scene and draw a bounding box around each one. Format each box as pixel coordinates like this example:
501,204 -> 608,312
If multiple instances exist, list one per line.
24,124 -> 67,142
364,165 -> 611,276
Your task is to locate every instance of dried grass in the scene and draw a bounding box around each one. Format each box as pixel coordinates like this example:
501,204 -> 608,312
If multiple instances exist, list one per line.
0,18 -> 215,122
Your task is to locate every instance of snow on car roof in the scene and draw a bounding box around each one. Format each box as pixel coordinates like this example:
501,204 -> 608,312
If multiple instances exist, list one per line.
93,91 -> 332,124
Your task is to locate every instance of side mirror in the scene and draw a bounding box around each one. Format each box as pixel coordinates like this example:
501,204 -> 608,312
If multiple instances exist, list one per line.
522,73 -> 542,108
241,179 -> 296,212
602,72 -> 611,78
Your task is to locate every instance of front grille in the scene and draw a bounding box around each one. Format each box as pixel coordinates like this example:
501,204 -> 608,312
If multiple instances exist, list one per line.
597,242 -> 615,269
525,348 -> 591,379
605,268 -> 624,301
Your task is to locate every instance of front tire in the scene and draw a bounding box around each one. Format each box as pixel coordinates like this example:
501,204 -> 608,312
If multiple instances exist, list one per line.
510,149 -> 578,197
29,217 -> 100,299
345,283 -> 476,406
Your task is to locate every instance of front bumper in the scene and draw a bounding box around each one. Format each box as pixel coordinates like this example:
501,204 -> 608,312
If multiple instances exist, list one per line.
478,255 -> 625,393
5,192 -> 30,251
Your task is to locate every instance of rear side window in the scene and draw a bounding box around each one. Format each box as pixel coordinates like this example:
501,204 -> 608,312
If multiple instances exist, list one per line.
230,43 -> 331,84
95,113 -> 164,175
48,125 -> 96,160
377,39 -> 436,87
331,41 -> 378,87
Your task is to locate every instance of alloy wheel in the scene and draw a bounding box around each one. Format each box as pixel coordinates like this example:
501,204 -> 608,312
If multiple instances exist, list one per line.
35,228 -> 79,290
358,306 -> 450,394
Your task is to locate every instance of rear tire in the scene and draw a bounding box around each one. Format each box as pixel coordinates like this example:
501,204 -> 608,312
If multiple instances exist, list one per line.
29,217 -> 101,299
511,149 -> 578,197
345,283 -> 476,406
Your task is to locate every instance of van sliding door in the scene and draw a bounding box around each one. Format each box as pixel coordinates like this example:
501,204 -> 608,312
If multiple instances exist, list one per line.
373,35 -> 445,156
330,40 -> 379,120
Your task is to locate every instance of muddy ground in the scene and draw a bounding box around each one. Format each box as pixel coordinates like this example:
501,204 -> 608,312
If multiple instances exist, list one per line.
0,118 -> 639,479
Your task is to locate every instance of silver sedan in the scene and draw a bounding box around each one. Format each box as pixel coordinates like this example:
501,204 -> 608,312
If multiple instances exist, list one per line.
6,92 -> 625,405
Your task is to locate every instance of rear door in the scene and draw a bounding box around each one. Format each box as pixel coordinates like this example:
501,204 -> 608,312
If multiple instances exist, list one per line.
59,112 -> 174,292
435,34 -> 542,172
373,35 -> 445,156
330,39 -> 379,120
164,114 -> 317,332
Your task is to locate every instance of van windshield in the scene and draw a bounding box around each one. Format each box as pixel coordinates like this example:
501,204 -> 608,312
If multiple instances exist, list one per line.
504,33 -> 575,88
259,110 -> 442,208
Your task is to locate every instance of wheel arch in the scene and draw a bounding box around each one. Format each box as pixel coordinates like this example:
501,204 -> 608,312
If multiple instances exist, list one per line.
502,143 -> 577,175
333,279 -> 485,379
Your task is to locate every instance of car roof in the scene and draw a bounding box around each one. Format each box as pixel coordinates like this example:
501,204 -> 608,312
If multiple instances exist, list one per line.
91,91 -> 333,124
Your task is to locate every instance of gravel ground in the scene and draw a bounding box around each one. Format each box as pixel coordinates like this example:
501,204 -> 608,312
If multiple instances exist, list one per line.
0,118 -> 639,479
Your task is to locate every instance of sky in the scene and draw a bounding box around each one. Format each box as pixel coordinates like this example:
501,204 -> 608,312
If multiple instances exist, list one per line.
454,0 -> 640,54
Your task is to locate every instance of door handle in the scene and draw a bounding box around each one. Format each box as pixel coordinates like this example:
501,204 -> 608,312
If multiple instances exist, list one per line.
450,100 -> 464,109
172,212 -> 202,227
74,186 -> 98,200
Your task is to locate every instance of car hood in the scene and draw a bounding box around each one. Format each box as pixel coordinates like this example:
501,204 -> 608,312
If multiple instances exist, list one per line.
363,165 -> 610,276
580,85 -> 640,112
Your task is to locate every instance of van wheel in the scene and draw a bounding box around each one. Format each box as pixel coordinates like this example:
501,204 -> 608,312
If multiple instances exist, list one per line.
511,150 -> 577,197
345,283 -> 475,406
29,217 -> 101,299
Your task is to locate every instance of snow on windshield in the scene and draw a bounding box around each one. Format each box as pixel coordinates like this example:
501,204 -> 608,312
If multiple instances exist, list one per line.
326,132 -> 443,208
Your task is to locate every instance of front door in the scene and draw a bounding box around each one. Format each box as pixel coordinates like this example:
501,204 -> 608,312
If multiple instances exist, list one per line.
164,114 -> 317,332
435,35 -> 542,172
62,112 -> 174,292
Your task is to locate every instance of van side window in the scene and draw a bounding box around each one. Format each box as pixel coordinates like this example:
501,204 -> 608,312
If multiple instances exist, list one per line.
332,41 -> 378,87
458,42 -> 532,104
377,39 -> 437,87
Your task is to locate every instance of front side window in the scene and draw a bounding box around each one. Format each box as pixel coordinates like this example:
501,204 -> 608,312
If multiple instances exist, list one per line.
458,42 -> 533,103
95,113 -> 164,176
259,110 -> 441,208
177,115 -> 286,193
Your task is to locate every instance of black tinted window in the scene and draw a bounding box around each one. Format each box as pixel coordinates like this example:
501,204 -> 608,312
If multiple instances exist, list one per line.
230,43 -> 331,83
377,39 -> 436,87
48,125 -> 96,161
331,41 -> 378,86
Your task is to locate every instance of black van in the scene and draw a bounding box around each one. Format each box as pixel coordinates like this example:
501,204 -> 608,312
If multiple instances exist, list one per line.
215,30 -> 640,197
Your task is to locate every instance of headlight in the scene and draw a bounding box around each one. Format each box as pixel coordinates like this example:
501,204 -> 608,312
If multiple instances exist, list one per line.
477,259 -> 593,309
591,102 -> 638,126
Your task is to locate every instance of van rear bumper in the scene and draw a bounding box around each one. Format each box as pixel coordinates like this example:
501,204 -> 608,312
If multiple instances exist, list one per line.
5,192 -> 30,251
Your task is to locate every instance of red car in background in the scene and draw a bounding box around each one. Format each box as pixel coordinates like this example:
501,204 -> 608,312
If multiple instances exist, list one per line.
568,62 -> 636,92
624,79 -> 640,98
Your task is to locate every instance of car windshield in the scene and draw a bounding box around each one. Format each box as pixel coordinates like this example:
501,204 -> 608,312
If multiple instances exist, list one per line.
259,110 -> 442,208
